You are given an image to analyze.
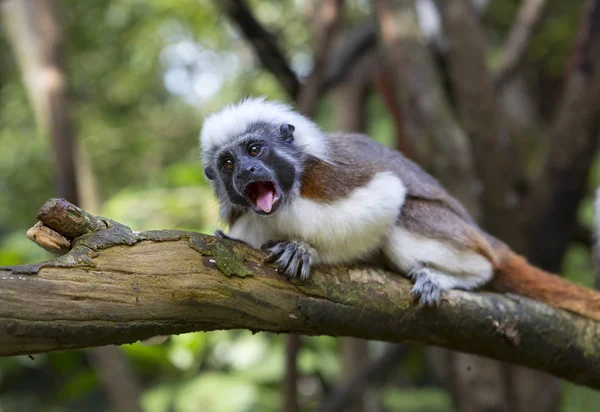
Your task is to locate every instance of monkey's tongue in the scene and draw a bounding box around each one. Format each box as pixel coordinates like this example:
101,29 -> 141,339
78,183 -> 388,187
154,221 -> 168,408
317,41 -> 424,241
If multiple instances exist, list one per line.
252,182 -> 276,213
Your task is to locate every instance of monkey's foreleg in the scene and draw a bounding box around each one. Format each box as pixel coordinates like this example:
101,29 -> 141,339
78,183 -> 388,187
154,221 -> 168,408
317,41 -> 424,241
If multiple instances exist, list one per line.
262,240 -> 316,280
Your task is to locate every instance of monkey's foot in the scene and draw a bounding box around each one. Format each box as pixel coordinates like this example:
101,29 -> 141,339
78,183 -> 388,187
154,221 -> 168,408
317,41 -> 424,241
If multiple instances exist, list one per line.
214,230 -> 252,247
261,240 -> 315,280
407,267 -> 444,307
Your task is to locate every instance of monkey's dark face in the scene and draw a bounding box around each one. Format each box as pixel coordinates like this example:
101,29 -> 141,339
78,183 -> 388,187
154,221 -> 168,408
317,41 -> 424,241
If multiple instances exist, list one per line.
204,123 -> 299,215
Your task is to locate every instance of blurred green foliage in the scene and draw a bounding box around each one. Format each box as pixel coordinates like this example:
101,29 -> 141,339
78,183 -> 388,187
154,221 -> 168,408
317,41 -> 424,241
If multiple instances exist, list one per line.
0,0 -> 599,411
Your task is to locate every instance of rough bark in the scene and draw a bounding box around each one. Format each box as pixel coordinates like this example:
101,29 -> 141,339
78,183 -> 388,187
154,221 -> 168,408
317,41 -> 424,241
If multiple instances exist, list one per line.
1,199 -> 600,391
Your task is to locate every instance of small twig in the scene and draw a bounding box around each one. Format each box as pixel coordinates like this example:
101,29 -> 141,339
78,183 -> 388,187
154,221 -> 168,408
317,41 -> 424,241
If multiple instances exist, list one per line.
217,0 -> 300,99
283,335 -> 301,412
26,221 -> 71,254
88,346 -> 142,412
495,0 -> 548,89
219,0 -> 373,104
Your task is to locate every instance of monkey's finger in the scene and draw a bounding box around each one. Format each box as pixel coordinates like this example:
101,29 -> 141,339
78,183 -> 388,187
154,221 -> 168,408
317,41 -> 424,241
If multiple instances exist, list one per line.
277,255 -> 294,277
277,246 -> 296,268
263,243 -> 287,263
300,253 -> 311,280
286,254 -> 303,279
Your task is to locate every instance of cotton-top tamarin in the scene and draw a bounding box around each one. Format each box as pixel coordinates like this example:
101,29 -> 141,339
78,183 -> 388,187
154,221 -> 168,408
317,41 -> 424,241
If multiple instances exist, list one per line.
200,97 -> 600,321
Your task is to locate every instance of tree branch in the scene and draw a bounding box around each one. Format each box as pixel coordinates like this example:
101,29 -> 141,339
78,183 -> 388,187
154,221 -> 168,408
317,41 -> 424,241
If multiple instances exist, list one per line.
319,22 -> 377,95
494,0 -> 548,89
218,0 -> 373,103
217,0 -> 300,99
1,199 -> 600,390
88,346 -> 142,412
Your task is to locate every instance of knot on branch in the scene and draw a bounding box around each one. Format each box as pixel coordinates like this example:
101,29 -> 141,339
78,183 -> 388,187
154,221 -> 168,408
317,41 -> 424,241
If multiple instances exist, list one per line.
26,198 -> 136,255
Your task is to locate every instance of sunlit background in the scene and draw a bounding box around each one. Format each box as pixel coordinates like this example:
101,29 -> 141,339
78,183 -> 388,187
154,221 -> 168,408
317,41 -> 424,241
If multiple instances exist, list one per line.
0,0 -> 599,411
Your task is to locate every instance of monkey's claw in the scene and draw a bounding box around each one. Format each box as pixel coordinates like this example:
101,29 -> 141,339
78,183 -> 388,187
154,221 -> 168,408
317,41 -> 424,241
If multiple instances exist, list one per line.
261,240 -> 315,280
214,230 -> 251,247
408,267 -> 443,307
214,230 -> 233,240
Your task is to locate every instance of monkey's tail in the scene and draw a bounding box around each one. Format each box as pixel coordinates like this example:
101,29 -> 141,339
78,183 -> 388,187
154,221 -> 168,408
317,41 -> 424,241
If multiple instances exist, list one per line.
491,251 -> 600,322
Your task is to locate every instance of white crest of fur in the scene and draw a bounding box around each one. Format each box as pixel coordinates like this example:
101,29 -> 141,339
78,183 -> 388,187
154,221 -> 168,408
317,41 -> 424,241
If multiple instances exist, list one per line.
200,97 -> 329,162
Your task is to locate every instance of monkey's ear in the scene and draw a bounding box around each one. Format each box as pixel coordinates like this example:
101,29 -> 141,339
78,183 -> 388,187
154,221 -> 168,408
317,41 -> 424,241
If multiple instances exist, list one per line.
280,123 -> 295,142
204,167 -> 216,180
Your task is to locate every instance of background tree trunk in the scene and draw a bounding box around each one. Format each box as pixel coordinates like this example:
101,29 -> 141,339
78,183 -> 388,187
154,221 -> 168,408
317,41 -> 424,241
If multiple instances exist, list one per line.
1,2 -> 140,411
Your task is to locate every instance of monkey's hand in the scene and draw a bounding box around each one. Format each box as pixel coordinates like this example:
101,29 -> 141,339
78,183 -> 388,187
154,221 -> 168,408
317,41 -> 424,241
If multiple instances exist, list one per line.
407,265 -> 444,307
261,240 -> 316,281
214,230 -> 252,248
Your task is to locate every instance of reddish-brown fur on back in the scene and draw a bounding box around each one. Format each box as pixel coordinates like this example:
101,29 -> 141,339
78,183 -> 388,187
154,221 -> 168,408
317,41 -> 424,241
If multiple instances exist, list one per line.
492,252 -> 600,321
299,156 -> 377,201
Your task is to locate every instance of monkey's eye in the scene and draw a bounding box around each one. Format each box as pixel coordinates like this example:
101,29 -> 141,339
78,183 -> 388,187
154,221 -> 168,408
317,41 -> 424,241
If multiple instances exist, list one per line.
248,144 -> 262,157
222,158 -> 234,170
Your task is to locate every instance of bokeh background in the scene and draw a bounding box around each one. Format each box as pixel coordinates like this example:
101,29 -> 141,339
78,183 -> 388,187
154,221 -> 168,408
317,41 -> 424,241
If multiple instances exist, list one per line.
1,0 -> 599,411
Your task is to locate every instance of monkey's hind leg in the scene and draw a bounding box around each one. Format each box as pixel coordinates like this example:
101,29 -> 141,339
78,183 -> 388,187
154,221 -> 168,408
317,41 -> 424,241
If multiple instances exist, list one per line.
407,265 -> 446,307
262,240 -> 316,280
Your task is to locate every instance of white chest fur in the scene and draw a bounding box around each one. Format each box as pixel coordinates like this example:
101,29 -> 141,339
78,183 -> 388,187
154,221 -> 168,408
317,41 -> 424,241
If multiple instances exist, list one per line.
227,171 -> 406,264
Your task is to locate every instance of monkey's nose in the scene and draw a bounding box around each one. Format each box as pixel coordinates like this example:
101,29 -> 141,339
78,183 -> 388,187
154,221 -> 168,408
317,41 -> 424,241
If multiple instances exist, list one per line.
237,166 -> 257,180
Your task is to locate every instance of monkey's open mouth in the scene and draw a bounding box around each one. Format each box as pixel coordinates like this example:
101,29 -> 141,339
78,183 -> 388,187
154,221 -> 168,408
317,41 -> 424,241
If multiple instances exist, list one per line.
244,181 -> 281,214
